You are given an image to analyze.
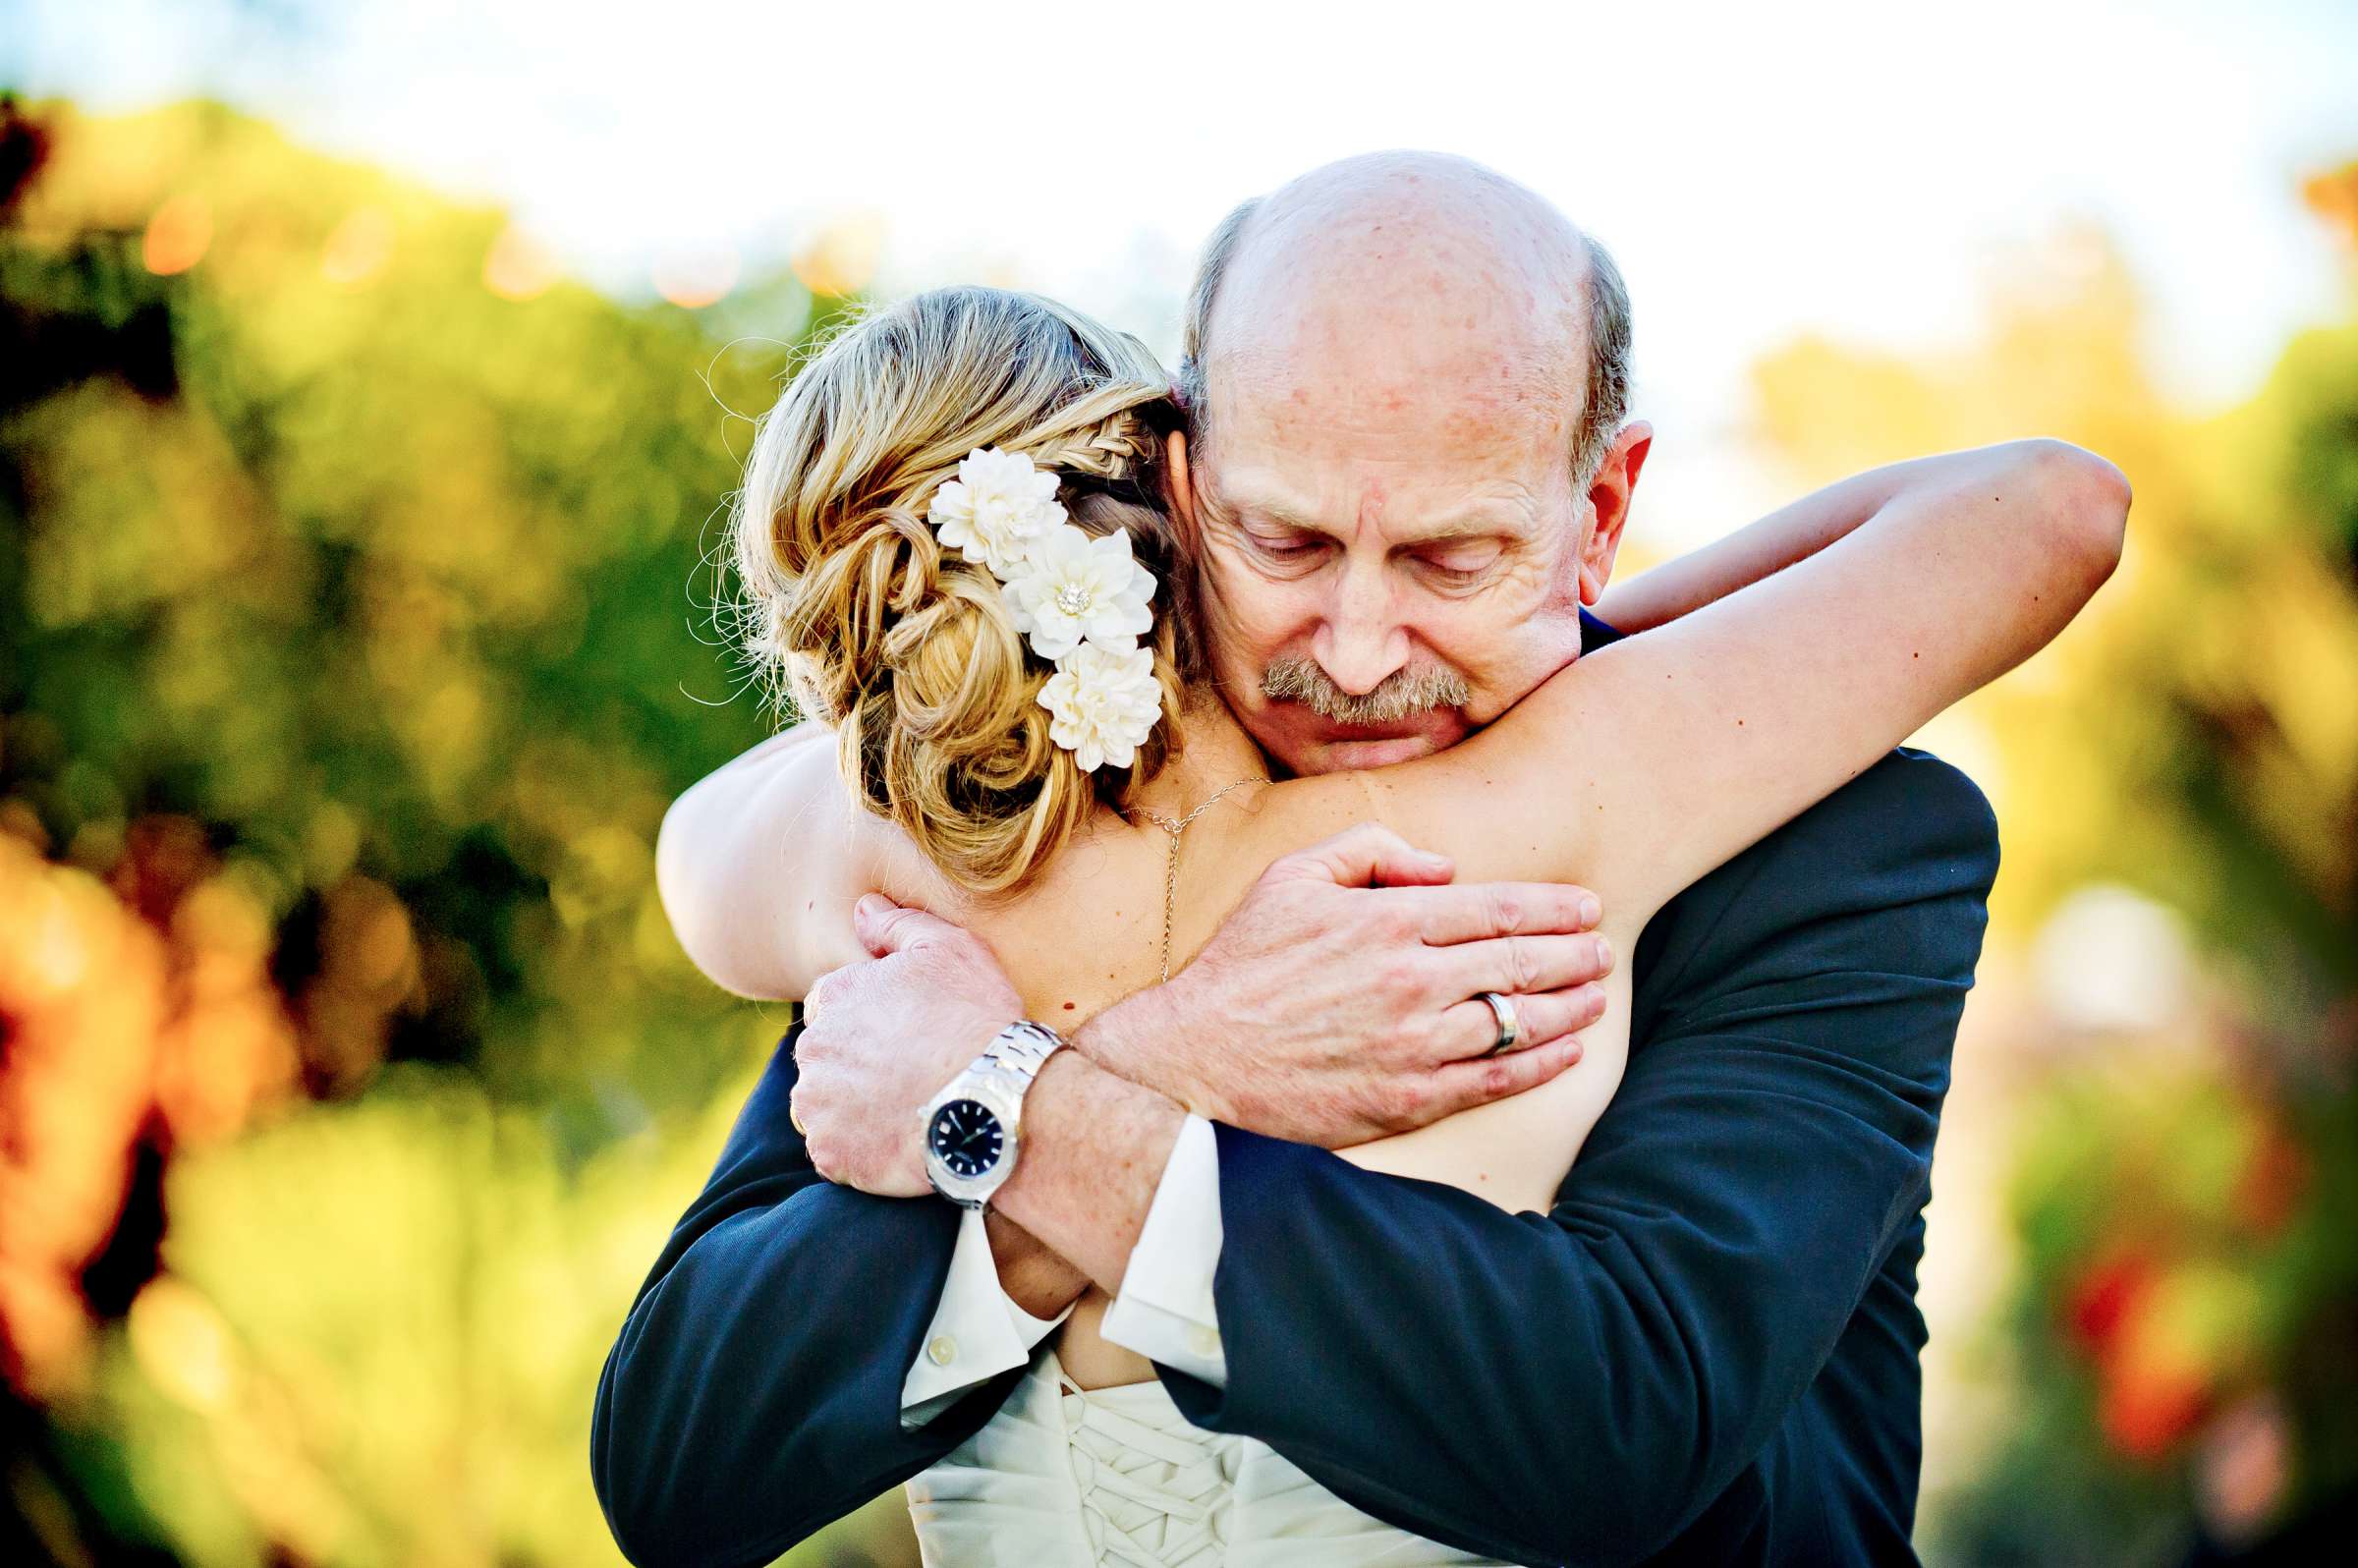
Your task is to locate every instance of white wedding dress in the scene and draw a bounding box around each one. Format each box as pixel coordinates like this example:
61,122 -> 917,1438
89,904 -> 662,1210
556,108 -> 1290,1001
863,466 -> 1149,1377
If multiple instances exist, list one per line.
903,1344 -> 1522,1567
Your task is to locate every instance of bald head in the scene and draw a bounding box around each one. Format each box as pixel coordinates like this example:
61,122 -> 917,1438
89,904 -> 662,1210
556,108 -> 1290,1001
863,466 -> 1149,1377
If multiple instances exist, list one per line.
1182,152 -> 1631,485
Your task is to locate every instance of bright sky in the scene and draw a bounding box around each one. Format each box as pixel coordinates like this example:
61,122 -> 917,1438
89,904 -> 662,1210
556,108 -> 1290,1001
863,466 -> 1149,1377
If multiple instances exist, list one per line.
10,0 -> 2358,546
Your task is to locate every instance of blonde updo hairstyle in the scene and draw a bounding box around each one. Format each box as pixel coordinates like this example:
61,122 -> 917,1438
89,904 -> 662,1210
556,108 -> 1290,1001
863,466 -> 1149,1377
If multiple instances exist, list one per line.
729,286 -> 1197,896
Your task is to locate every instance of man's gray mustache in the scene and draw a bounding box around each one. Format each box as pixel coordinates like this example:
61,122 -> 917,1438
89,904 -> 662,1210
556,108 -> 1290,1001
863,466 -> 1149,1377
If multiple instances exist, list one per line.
1261,656 -> 1472,726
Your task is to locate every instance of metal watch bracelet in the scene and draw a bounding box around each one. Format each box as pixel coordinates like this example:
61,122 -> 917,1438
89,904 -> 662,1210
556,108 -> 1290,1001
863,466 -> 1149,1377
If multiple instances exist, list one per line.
980,1019 -> 1066,1087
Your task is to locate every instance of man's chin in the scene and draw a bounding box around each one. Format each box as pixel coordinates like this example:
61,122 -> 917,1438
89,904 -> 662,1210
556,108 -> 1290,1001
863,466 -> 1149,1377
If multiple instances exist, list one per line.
1284,714 -> 1471,774
1312,734 -> 1442,770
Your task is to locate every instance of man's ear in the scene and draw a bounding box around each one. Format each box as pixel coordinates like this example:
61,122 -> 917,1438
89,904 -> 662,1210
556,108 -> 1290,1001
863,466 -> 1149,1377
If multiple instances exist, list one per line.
1162,427 -> 1202,549
1578,420 -> 1653,604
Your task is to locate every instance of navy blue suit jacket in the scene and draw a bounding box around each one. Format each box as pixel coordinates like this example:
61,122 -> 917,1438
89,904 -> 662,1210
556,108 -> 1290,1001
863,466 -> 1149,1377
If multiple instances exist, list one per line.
592,608 -> 2000,1566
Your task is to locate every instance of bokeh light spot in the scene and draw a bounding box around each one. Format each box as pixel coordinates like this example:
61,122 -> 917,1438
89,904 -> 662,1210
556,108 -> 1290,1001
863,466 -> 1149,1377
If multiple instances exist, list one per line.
141,193 -> 212,275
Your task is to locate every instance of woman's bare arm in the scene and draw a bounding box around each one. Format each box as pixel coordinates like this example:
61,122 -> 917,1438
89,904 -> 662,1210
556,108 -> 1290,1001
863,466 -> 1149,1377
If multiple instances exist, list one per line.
1199,438 -> 2119,1212
1362,437 -> 2127,924
654,722 -> 861,999
1592,451 -> 1974,634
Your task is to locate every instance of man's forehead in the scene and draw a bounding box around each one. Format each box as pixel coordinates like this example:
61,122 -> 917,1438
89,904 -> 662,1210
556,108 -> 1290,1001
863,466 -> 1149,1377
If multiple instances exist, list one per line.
1203,273 -> 1583,462
1202,349 -> 1577,482
1215,349 -> 1569,432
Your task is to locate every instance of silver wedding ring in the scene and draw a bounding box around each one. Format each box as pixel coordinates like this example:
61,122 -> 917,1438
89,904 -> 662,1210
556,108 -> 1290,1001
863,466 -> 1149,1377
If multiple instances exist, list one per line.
1477,990 -> 1522,1056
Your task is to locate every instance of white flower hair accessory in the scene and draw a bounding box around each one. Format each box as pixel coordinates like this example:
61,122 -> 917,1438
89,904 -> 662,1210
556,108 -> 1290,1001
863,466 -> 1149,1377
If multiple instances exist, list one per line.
924,446 -> 1164,772
1038,643 -> 1162,773
926,446 -> 1066,578
1008,523 -> 1156,661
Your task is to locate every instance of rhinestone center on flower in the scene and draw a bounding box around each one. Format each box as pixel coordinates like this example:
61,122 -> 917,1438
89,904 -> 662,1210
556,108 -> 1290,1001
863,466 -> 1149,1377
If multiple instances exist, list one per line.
1053,584 -> 1092,616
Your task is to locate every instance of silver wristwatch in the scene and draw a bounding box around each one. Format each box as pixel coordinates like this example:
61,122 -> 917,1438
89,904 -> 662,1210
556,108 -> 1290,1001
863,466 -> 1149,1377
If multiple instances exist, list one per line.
920,1020 -> 1068,1210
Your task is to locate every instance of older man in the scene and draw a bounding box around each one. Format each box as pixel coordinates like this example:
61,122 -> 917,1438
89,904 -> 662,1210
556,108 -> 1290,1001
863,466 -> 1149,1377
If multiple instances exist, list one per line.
593,154 -> 2000,1567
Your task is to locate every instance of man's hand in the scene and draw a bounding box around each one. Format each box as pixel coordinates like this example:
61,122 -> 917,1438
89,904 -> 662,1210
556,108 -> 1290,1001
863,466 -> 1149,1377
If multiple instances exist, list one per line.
789,895 -> 1020,1199
788,898 -> 1129,1319
1085,821 -> 1610,1148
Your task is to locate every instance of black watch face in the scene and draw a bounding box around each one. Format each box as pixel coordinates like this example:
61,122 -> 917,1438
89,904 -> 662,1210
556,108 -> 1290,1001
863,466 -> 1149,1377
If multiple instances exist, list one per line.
928,1098 -> 1004,1179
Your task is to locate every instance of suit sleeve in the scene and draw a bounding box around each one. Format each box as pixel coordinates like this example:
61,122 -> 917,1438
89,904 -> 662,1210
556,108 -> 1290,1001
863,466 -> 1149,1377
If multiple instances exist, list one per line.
590,1025 -> 1016,1568
1152,749 -> 1999,1567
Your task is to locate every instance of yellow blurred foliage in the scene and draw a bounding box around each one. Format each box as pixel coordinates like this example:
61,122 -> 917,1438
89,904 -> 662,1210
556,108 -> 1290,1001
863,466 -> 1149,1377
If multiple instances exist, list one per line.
1749,225 -> 2358,954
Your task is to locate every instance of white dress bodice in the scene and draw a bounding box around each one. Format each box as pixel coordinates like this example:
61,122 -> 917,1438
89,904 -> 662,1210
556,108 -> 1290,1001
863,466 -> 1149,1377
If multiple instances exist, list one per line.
903,1346 -> 1520,1567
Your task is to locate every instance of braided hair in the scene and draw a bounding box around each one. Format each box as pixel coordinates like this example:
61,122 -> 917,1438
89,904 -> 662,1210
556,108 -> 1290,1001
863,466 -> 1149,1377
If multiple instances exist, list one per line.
729,287 -> 1197,895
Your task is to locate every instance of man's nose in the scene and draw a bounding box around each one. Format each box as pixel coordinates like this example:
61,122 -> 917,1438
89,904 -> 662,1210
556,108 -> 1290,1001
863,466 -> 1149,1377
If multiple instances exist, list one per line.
1310,563 -> 1410,697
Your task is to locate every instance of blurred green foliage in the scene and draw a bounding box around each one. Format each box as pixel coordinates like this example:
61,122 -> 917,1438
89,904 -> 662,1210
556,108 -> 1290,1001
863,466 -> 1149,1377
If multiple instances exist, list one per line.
0,95 -> 911,1565
2,94 -> 815,1120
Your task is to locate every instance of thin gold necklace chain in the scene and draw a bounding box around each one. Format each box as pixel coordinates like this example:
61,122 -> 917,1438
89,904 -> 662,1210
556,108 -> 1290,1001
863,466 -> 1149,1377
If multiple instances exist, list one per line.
1128,775 -> 1268,984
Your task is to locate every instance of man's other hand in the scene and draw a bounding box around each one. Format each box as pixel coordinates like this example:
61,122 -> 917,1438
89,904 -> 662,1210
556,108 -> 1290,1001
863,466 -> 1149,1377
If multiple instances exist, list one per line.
1092,822 -> 1610,1148
790,896 -> 1020,1198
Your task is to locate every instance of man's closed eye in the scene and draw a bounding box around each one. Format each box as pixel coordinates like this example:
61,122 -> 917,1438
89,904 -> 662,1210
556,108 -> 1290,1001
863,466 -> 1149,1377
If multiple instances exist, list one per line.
1414,546 -> 1504,588
1247,532 -> 1331,569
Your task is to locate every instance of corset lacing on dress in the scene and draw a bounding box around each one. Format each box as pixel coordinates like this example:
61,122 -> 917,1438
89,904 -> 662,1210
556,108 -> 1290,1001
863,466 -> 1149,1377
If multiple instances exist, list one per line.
904,1344 -> 1518,1567
1054,1359 -> 1238,1567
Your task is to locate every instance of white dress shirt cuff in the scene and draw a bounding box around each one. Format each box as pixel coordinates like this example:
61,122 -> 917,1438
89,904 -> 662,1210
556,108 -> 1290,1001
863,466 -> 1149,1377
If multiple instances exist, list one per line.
1098,1111 -> 1228,1386
899,1204 -> 1079,1429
